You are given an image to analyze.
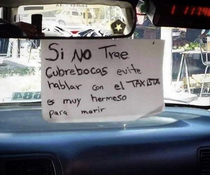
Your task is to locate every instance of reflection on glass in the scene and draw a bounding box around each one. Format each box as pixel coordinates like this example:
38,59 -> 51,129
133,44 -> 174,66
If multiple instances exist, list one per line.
17,4 -> 133,37
134,15 -> 160,39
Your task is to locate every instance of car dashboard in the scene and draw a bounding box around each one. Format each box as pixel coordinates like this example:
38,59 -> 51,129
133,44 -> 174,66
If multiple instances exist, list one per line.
0,106 -> 210,175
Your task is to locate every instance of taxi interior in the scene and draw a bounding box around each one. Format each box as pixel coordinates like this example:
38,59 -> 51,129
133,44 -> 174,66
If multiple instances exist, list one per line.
1,0 -> 210,175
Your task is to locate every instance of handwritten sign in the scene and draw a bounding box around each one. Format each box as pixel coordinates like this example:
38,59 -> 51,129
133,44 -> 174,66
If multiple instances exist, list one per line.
41,39 -> 165,123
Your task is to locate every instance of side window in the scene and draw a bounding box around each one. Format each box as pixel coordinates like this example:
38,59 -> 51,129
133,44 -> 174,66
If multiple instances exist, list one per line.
66,11 -> 70,16
42,11 -> 56,17
0,7 -> 9,56
0,7 -> 3,18
72,11 -> 79,16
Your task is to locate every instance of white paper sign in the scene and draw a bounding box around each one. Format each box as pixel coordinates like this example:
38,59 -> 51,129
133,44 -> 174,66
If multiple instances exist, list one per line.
41,39 -> 165,123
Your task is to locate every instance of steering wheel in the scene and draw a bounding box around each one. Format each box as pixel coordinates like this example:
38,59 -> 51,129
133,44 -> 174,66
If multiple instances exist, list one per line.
0,23 -> 26,38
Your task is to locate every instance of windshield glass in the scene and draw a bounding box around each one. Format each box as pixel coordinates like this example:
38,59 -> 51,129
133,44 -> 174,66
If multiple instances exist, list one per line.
0,6 -> 210,107
135,12 -> 210,106
0,39 -> 41,102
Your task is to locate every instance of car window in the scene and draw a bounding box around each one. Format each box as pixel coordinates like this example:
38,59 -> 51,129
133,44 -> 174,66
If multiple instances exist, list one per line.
135,15 -> 210,105
72,11 -> 79,16
66,11 -> 70,15
0,7 -> 3,18
42,11 -> 57,17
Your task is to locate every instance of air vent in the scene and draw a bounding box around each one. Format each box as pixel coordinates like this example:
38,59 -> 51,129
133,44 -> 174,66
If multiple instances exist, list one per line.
200,148 -> 210,175
6,159 -> 55,175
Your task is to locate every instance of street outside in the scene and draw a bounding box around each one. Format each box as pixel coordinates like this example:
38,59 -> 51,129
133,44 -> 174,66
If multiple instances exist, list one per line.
0,44 -> 41,102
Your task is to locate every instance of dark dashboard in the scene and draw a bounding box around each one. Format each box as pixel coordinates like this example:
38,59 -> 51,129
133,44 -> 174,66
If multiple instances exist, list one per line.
0,106 -> 210,175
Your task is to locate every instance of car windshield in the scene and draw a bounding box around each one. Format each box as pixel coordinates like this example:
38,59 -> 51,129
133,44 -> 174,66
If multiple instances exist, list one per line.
0,5 -> 210,107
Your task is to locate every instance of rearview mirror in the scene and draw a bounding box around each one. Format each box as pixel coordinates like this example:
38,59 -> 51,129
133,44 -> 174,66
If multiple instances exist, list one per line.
0,2 -> 136,38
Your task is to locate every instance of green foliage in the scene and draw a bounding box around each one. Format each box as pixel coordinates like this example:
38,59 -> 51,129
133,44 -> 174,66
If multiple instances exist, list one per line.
0,67 -> 36,78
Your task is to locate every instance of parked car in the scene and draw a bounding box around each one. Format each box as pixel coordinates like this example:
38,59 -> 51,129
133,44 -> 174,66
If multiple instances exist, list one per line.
55,10 -> 83,26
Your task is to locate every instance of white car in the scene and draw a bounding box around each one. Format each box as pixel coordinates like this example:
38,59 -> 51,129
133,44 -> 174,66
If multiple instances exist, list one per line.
56,10 -> 83,26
